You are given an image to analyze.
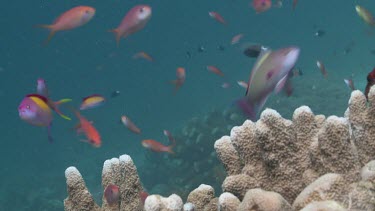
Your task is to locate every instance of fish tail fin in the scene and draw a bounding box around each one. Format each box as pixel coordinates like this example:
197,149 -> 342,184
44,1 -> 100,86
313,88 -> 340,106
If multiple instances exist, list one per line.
35,25 -> 56,46
235,98 -> 257,121
47,125 -> 54,143
109,29 -> 121,47
167,147 -> 175,155
53,99 -> 73,120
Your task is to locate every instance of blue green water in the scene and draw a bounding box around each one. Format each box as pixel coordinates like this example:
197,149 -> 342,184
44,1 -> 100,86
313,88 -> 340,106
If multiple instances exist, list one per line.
1,0 -> 375,210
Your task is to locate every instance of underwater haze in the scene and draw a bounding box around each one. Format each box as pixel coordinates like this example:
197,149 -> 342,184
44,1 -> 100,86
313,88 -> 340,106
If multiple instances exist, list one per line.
1,0 -> 374,210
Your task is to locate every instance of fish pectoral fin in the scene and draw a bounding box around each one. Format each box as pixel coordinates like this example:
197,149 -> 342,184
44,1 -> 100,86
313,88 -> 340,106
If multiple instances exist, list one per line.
274,75 -> 289,94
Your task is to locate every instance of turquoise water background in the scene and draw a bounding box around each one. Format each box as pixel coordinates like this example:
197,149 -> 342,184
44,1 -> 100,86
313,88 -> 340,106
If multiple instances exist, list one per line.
1,0 -> 375,210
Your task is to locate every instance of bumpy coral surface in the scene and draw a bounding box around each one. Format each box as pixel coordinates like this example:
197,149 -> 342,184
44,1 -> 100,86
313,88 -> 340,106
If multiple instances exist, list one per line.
214,88 -> 375,208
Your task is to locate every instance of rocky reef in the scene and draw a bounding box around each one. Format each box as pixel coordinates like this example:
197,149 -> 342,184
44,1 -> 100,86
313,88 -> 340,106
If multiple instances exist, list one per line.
63,87 -> 375,210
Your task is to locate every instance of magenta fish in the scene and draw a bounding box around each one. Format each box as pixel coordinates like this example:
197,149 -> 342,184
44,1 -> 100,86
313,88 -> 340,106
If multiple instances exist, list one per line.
109,5 -> 152,46
237,46 -> 300,120
18,94 -> 54,142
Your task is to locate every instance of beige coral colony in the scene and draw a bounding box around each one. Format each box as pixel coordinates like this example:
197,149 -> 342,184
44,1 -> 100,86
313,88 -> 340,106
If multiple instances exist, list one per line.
64,87 -> 375,210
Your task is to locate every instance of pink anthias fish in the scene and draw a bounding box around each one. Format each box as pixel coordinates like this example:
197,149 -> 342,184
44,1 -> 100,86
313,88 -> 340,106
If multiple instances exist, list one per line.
121,115 -> 141,134
231,33 -> 244,45
109,5 -> 152,47
36,6 -> 96,45
37,78 -> 72,120
104,184 -> 120,206
209,11 -> 227,25
236,46 -> 300,121
252,0 -> 272,13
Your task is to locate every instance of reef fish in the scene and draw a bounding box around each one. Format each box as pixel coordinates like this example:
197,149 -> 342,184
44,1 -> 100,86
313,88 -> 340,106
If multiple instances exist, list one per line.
133,51 -> 154,62
36,6 -> 96,44
109,5 -> 152,47
316,60 -> 328,78
121,115 -> 141,134
36,78 -> 72,120
344,78 -> 355,91
18,94 -> 54,142
365,67 -> 375,99
356,5 -> 375,26
209,11 -> 227,25
104,184 -> 120,206
206,65 -> 224,77
252,0 -> 272,13
80,94 -> 105,110
170,67 -> 186,92
142,139 -> 175,154
237,46 -> 300,120
73,110 -> 101,147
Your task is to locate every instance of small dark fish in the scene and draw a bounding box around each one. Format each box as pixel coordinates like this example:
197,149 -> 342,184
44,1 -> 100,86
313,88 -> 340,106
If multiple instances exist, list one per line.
111,90 -> 121,98
243,44 -> 263,58
217,45 -> 225,51
314,30 -> 325,37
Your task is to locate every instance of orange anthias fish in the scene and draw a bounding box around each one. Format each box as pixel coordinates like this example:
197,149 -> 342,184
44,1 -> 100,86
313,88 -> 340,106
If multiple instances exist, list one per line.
109,5 -> 152,47
208,11 -> 227,25
74,110 -> 101,147
356,5 -> 375,26
133,51 -> 154,62
206,65 -> 224,77
170,67 -> 186,92
142,139 -> 175,154
36,6 -> 96,44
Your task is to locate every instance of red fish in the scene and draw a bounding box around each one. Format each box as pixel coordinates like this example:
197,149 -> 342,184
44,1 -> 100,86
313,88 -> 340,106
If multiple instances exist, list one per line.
109,5 -> 152,47
73,110 -> 101,147
121,115 -> 141,134
104,184 -> 120,206
207,65 -> 224,77
252,0 -> 272,13
36,6 -> 95,44
209,11 -> 227,25
365,67 -> 375,99
170,67 -> 186,92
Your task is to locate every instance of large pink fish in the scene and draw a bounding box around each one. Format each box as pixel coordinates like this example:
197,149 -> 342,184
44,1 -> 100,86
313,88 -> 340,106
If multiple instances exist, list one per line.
36,6 -> 96,44
109,5 -> 152,47
18,94 -> 54,142
237,47 -> 300,120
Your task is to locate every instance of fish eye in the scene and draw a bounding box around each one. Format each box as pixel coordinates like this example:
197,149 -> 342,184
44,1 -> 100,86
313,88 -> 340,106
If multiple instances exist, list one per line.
85,10 -> 90,14
140,8 -> 144,13
26,105 -> 30,109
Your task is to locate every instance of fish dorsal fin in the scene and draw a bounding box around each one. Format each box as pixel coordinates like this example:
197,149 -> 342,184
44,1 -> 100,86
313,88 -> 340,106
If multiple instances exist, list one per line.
26,94 -> 49,103
274,75 -> 289,93
253,50 -> 272,71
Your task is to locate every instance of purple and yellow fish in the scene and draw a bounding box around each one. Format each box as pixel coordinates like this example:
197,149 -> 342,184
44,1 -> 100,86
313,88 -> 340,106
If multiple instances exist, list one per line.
18,94 -> 54,142
80,94 -> 105,110
237,46 -> 300,121
37,78 -> 72,120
